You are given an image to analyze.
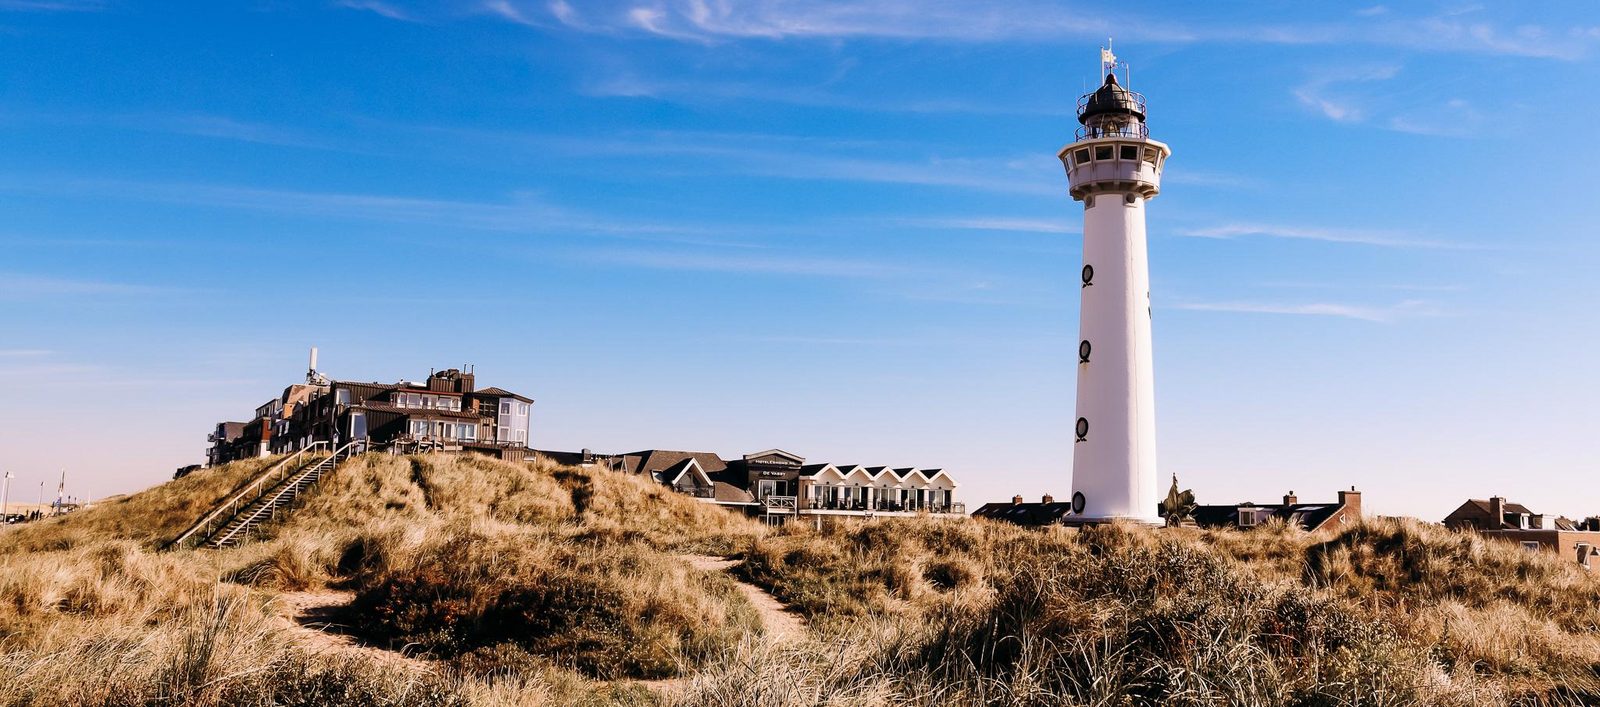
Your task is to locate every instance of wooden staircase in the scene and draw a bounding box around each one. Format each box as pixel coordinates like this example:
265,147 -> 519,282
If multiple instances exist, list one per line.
166,441 -> 359,551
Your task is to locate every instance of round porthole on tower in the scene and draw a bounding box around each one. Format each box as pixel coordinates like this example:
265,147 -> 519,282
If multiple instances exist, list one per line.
1078,340 -> 1091,363
1075,417 -> 1089,441
1071,491 -> 1086,514
1081,264 -> 1094,287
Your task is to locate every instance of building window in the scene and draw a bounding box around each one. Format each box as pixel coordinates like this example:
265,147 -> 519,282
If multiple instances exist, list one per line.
457,424 -> 476,441
514,429 -> 527,443
1521,541 -> 1541,552
1142,147 -> 1158,164
501,401 -> 512,415
1119,145 -> 1138,160
1079,340 -> 1091,363
1094,145 -> 1113,161
1075,417 -> 1088,441
517,403 -> 529,415
1082,264 -> 1094,287
1238,509 -> 1257,527
409,420 -> 429,437
335,389 -> 350,405
1074,148 -> 1091,165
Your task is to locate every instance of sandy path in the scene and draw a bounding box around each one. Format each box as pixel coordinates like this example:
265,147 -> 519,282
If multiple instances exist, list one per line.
274,590 -> 432,671
679,554 -> 806,643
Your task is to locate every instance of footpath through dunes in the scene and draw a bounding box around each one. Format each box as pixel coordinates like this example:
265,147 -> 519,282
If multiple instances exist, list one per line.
0,452 -> 776,706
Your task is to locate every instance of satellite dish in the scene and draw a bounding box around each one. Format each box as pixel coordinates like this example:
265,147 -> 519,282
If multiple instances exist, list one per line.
1071,492 -> 1086,514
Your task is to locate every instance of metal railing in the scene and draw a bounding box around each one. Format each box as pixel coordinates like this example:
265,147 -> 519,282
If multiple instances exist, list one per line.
762,495 -> 797,509
1075,123 -> 1149,141
164,442 -> 331,550
204,440 -> 359,548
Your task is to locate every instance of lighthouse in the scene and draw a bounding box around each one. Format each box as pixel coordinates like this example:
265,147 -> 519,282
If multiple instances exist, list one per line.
1061,49 -> 1169,525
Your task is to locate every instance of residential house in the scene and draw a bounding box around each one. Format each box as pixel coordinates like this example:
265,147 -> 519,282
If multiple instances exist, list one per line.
1443,496 -> 1600,571
974,487 -> 1363,531
207,366 -> 535,463
972,494 -> 1078,526
542,447 -> 964,525
1191,488 -> 1363,532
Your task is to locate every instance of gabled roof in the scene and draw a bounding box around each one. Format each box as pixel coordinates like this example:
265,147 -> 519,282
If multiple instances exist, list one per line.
662,457 -> 713,487
624,450 -> 730,478
473,386 -> 534,403
744,448 -> 806,464
799,463 -> 841,479
920,469 -> 958,487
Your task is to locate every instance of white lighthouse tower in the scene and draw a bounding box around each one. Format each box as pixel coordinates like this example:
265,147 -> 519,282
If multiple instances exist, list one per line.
1061,49 -> 1169,525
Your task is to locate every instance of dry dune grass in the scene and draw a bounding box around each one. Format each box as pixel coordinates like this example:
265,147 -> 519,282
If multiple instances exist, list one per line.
0,453 -> 766,706
5,454 -> 1600,705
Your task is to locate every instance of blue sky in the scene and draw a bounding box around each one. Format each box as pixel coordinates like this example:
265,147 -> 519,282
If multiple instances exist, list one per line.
2,1 -> 1598,520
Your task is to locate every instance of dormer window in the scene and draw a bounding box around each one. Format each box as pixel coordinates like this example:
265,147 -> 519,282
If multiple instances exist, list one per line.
1237,508 -> 1257,527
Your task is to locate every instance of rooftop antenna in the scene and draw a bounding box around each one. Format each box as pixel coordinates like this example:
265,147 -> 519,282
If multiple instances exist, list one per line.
306,346 -> 330,386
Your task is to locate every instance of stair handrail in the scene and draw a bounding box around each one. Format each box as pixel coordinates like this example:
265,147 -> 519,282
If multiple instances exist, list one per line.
165,442 -> 330,550
205,440 -> 361,548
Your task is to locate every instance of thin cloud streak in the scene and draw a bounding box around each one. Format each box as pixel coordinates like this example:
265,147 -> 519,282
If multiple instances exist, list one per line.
579,248 -> 926,279
510,1 -> 1600,59
0,273 -> 174,299
1178,223 -> 1486,250
0,176 -> 737,241
895,217 -> 1078,235
1174,299 -> 1444,323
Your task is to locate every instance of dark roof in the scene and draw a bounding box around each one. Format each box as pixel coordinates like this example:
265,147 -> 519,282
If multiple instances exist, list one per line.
473,387 -> 533,403
973,501 -> 1076,526
1191,503 -> 1344,532
623,450 -> 729,478
1078,72 -> 1146,124
1462,498 -> 1536,516
711,481 -> 756,504
799,463 -> 834,476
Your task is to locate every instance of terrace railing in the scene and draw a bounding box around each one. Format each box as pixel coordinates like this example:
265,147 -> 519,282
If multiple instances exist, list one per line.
164,442 -> 331,550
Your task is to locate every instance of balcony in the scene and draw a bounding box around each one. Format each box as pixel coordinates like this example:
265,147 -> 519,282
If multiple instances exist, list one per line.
762,495 -> 797,510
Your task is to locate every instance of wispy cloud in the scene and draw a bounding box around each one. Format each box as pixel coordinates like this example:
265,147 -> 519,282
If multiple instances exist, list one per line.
337,0 -> 417,22
482,0 -> 540,26
0,0 -> 104,11
1174,299 -> 1443,323
1292,64 -> 1400,123
580,248 -> 923,278
894,217 -> 1077,235
582,73 -> 1070,116
1293,65 -> 1487,136
1178,223 -> 1485,250
496,1 -> 1600,59
0,176 -> 737,241
0,273 -> 172,299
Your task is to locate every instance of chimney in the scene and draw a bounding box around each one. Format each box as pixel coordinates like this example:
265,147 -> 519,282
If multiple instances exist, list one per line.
1488,496 -> 1506,529
1282,490 -> 1298,506
1012,494 -> 1024,505
1042,494 -> 1055,504
1337,487 -> 1363,519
